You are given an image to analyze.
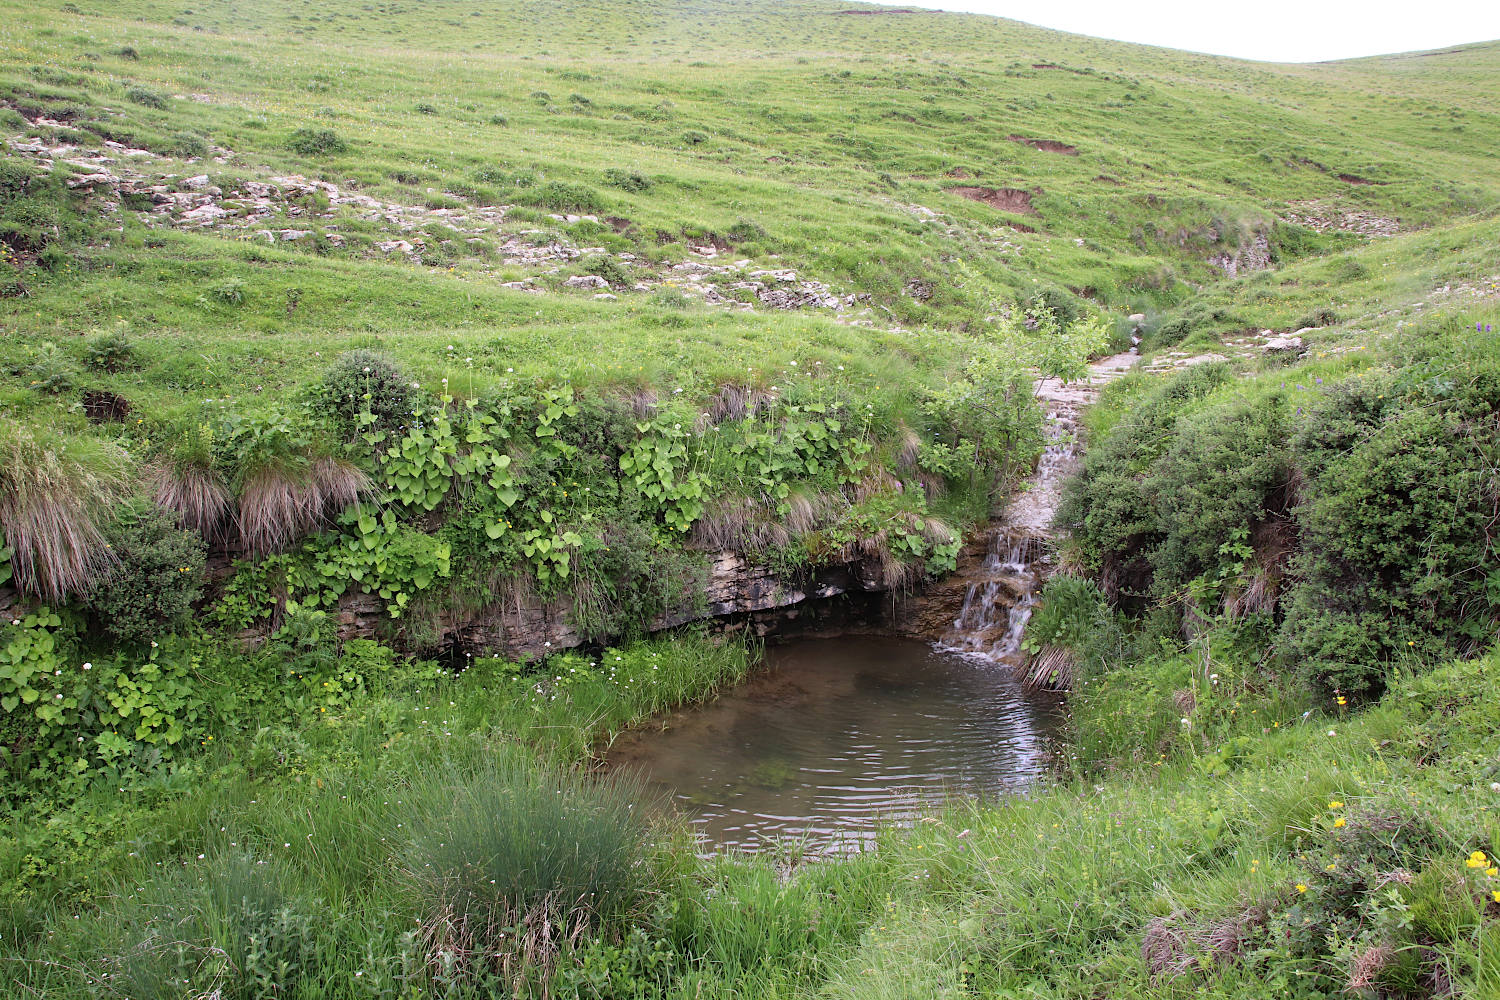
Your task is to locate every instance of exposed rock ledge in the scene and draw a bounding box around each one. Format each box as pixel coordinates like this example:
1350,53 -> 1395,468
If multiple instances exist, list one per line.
329,551 -> 901,661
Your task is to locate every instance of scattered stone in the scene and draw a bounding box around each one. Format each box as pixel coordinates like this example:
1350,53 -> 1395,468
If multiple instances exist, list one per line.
593,292 -> 618,300
65,171 -> 118,190
1263,336 -> 1305,354
180,203 -> 230,225
278,229 -> 311,241
563,274 -> 609,289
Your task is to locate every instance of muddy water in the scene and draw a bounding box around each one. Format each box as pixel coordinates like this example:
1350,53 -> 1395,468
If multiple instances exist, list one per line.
608,636 -> 1062,854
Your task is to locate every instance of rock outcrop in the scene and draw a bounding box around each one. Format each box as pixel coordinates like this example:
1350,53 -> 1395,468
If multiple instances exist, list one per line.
331,550 -> 896,661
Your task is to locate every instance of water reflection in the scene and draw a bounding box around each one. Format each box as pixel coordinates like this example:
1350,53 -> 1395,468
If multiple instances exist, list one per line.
609,636 -> 1061,854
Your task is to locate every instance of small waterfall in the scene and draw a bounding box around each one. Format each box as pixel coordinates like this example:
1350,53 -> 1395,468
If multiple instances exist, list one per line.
939,529 -> 1046,666
918,349 -> 1141,673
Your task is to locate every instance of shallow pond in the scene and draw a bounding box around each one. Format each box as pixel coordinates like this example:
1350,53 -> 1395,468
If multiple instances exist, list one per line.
608,635 -> 1062,853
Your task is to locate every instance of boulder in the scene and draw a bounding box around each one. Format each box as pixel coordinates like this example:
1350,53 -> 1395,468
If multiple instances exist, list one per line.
563,274 -> 609,289
1262,335 -> 1304,354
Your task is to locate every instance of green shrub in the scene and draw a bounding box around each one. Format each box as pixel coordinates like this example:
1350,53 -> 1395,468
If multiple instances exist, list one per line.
125,86 -> 166,109
1280,364 -> 1500,693
570,513 -> 706,642
286,126 -> 346,155
521,180 -> 606,214
84,328 -> 137,371
1024,284 -> 1082,327
23,341 -> 76,394
81,506 -> 206,645
602,167 -> 652,192
169,131 -> 208,158
581,253 -> 631,286
318,348 -> 414,439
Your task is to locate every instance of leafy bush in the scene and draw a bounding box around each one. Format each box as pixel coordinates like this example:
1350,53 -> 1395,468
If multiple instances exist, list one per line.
125,86 -> 166,109
318,348 -> 414,439
1279,362 -> 1500,693
570,513 -> 706,641
169,130 -> 208,158
23,341 -> 76,394
602,168 -> 652,192
1061,324 -> 1500,694
1024,284 -> 1082,327
81,507 -> 206,646
286,126 -> 347,155
581,253 -> 631,286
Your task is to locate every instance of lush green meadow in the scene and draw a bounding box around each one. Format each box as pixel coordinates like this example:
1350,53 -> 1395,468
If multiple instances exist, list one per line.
3,0 -> 1500,997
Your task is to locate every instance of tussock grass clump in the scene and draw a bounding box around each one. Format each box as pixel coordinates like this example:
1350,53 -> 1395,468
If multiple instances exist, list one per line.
0,421 -> 130,601
399,754 -> 658,986
236,455 -> 368,555
152,459 -> 231,541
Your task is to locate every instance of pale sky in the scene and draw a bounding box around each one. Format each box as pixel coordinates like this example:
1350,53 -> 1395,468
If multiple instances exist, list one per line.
869,0 -> 1500,63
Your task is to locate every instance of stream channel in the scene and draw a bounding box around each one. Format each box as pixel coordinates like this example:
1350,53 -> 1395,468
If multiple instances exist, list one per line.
608,351 -> 1140,854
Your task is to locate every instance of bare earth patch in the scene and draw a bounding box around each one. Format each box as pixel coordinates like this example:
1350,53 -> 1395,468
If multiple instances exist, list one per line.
1008,135 -> 1078,155
947,186 -> 1038,215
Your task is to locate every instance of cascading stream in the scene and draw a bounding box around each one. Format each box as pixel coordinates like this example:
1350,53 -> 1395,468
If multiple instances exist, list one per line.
937,350 -> 1141,673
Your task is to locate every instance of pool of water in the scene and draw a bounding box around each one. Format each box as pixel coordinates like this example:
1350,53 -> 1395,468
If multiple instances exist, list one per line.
607,635 -> 1062,853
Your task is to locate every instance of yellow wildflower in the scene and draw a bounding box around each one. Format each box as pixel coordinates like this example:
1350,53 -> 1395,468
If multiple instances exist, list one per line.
1333,817 -> 1346,828
1295,883 -> 1308,893
1467,851 -> 1489,869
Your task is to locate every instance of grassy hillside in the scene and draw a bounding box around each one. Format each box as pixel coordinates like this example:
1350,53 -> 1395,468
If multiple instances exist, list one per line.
3,2 -> 1500,998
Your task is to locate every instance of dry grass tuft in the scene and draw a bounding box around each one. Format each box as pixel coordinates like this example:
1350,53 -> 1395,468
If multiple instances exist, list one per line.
1022,644 -> 1078,691
417,896 -> 580,997
690,495 -> 790,552
236,456 -> 370,555
895,424 -> 922,471
705,383 -> 771,424
0,422 -> 130,602
152,461 -> 232,541
626,388 -> 659,419
855,468 -> 904,503
1142,905 -> 1268,980
1346,943 -> 1394,993
784,488 -> 834,538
